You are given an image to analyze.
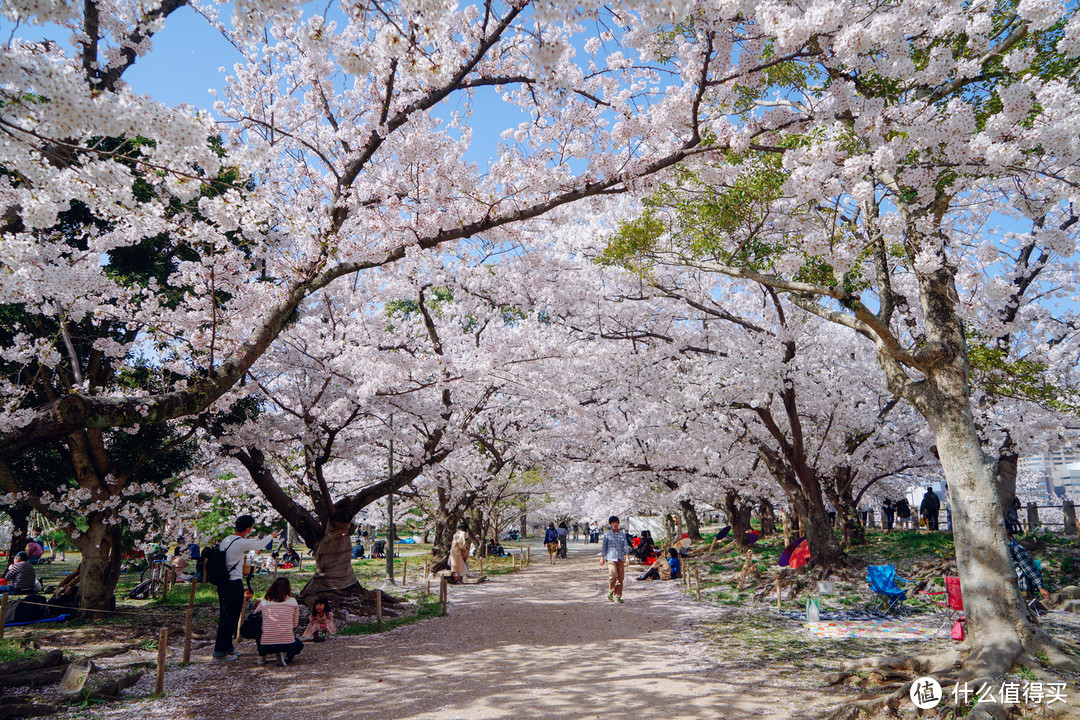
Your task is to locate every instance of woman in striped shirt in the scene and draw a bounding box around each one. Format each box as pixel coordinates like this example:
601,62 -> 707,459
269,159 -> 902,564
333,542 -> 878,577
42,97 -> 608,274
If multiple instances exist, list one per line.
255,578 -> 303,665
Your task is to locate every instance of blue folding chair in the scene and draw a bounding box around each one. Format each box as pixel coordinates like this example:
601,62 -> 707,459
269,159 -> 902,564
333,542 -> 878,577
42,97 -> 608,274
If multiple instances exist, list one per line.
867,565 -> 908,617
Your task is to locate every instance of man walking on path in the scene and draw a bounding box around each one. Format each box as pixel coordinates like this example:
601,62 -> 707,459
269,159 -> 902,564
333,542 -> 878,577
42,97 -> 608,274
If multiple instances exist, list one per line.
600,515 -> 629,603
920,487 -> 941,531
214,515 -> 278,661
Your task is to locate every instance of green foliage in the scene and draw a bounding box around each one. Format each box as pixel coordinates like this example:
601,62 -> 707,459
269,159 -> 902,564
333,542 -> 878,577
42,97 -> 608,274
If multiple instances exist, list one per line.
0,639 -> 43,664
968,337 -> 1080,413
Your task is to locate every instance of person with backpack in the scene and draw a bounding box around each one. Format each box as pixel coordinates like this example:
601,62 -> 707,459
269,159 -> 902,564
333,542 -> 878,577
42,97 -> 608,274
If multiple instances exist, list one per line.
895,497 -> 912,529
212,515 -> 278,662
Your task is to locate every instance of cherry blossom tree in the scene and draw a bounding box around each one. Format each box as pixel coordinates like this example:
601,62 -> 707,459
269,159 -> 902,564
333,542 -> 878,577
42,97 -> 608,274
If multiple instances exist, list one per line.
599,0 -> 1080,705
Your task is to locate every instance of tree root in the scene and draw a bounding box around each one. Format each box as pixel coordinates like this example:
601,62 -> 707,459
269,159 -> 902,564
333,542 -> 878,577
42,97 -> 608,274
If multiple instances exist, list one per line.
299,582 -> 403,614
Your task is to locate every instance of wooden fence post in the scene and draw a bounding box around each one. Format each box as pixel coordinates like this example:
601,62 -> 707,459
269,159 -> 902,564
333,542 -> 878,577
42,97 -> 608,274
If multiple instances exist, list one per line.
694,567 -> 701,601
526,547 -> 530,566
479,557 -> 483,575
1027,502 -> 1040,532
1064,500 -> 1078,536
0,593 -> 7,639
440,577 -> 448,616
775,572 -> 782,609
376,589 -> 383,632
154,628 -> 168,697
183,580 -> 197,664
401,559 -> 407,586
781,510 -> 792,547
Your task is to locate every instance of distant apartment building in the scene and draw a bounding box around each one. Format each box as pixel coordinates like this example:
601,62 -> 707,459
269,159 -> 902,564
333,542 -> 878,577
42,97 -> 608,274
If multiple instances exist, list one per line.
1018,449 -> 1080,498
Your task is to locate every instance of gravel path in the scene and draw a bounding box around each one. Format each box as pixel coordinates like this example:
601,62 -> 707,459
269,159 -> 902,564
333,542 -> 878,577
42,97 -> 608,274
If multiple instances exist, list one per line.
90,545 -> 823,719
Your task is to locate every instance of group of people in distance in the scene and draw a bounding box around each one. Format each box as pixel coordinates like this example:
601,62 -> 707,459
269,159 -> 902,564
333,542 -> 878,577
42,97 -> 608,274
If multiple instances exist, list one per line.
212,515 -> 337,666
879,487 -> 942,531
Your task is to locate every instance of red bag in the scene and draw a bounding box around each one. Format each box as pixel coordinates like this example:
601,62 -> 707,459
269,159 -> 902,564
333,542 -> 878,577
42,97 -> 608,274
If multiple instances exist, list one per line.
950,618 -> 965,641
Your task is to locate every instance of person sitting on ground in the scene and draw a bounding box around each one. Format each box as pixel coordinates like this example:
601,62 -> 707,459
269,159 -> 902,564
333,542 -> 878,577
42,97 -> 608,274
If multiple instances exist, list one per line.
254,577 -> 303,666
371,539 -> 386,559
265,552 -> 279,575
3,552 -> 36,594
25,539 -> 44,565
1006,524 -> 1050,605
281,545 -> 300,566
636,547 -> 681,581
301,597 -> 337,642
631,530 -> 656,563
351,537 -> 366,559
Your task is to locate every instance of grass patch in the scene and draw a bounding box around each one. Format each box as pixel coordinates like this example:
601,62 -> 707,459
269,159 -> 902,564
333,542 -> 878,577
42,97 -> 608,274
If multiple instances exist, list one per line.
338,596 -> 443,635
0,638 -> 43,664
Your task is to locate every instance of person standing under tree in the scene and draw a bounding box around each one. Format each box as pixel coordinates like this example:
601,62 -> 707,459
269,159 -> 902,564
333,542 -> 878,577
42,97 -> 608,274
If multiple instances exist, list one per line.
882,498 -> 895,532
214,515 -> 278,662
920,487 -> 941,531
600,516 -> 629,603
450,522 -> 470,582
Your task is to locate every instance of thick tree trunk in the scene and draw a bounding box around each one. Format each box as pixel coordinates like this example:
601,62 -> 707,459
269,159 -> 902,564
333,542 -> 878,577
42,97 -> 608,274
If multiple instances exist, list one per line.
74,516 -> 123,612
679,499 -> 702,542
758,497 -> 777,537
830,471 -> 865,550
5,506 -> 30,565
895,264 -> 1064,681
300,520 -> 360,600
519,513 -> 527,539
723,490 -> 754,548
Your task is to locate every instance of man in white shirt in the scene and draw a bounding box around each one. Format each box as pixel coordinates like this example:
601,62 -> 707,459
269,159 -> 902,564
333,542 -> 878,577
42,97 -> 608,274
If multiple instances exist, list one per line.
214,515 -> 277,661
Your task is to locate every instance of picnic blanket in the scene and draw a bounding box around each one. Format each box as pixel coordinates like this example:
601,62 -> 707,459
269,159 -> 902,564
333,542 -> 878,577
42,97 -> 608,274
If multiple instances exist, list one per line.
805,619 -> 940,640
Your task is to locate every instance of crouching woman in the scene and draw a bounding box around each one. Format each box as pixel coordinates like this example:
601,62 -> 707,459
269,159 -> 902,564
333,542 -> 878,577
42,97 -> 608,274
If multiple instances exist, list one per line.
257,578 -> 303,665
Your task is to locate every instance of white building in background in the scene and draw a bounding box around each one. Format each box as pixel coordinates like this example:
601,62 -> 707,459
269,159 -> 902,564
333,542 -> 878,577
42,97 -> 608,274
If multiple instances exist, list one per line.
1018,449 -> 1080,499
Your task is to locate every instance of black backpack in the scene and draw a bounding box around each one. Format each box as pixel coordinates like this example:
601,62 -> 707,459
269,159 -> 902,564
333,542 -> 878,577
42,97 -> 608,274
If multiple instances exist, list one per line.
204,537 -> 242,586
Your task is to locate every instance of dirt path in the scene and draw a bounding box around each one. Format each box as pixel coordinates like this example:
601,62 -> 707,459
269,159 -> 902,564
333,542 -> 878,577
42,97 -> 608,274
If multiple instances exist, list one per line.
88,545 -> 829,720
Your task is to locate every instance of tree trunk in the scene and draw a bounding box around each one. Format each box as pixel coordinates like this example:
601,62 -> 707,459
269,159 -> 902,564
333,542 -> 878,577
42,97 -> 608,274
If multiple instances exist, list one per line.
758,497 -> 777,536
679,499 -> 702,542
724,490 -> 754,548
893,264 -> 1065,681
74,516 -> 123,612
5,506 -> 30,565
802,487 -> 848,569
300,520 -> 360,600
519,513 -> 527,539
830,470 -> 865,550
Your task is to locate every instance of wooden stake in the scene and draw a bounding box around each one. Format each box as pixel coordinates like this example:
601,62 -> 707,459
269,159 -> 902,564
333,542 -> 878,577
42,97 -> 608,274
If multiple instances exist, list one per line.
695,567 -> 701,601
426,578 -> 431,595
376,589 -> 383,633
479,557 -> 483,575
775,572 -> 782,609
526,547 -> 530,566
401,559 -> 407,586
424,562 -> 430,580
183,580 -> 197,664
154,628 -> 168,697
235,603 -> 245,643
0,593 -> 7,639
440,577 -> 448,616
